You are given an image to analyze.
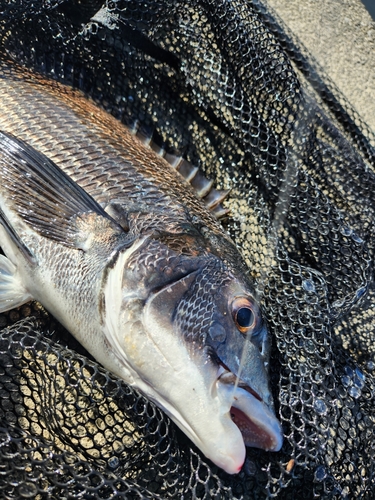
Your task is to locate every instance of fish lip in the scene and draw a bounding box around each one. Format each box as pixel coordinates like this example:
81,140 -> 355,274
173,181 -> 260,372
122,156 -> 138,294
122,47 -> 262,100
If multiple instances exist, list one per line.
216,363 -> 283,452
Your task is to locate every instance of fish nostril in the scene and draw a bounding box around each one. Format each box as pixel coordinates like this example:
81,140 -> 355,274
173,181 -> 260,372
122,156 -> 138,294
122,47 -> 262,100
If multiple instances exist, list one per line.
208,321 -> 227,344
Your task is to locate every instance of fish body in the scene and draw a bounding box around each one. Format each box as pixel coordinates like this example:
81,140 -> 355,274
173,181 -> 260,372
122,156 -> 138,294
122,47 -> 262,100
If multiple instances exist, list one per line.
0,59 -> 282,474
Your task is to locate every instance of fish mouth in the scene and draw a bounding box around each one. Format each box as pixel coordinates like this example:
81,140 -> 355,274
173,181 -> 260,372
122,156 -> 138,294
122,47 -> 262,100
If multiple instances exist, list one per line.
217,364 -> 283,452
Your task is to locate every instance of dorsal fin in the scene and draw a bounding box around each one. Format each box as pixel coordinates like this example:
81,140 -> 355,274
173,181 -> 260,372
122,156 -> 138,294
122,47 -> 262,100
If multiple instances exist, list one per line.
130,122 -> 230,219
190,171 -> 214,198
203,188 -> 231,210
211,205 -> 230,219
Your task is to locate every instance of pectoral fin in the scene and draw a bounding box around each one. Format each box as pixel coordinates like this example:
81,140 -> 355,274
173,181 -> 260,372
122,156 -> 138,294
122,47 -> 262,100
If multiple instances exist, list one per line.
0,130 -> 130,251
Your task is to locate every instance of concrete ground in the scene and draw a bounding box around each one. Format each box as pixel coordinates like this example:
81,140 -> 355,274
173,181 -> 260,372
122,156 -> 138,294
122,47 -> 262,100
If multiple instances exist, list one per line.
362,0 -> 375,20
265,0 -> 375,132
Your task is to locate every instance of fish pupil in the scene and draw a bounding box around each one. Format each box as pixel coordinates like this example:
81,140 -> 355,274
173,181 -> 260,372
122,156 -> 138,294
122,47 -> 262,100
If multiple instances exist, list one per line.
236,307 -> 254,328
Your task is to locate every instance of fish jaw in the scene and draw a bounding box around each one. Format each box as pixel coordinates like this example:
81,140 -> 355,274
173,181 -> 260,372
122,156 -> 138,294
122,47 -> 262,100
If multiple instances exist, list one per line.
121,354 -> 248,475
213,329 -> 283,452
103,318 -> 247,474
217,377 -> 283,452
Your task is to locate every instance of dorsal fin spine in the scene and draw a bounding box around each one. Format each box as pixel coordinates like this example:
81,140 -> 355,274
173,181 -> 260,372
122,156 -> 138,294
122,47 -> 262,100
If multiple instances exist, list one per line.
131,122 -> 230,219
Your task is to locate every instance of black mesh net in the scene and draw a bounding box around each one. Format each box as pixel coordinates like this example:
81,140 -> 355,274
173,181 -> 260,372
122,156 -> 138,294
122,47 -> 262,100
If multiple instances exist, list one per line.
0,0 -> 374,498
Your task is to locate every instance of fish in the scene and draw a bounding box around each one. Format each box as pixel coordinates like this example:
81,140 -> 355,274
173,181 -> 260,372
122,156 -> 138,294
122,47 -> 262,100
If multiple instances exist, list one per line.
0,58 -> 282,474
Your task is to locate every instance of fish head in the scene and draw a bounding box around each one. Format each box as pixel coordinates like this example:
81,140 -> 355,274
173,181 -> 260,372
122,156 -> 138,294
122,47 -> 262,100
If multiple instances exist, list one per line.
103,233 -> 282,474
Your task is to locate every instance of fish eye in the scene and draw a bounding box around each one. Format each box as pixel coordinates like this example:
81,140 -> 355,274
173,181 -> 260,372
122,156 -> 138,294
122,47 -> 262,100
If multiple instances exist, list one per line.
232,297 -> 257,335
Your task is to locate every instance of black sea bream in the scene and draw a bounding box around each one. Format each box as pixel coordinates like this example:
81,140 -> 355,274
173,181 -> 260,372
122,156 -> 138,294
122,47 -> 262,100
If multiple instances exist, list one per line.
0,59 -> 282,474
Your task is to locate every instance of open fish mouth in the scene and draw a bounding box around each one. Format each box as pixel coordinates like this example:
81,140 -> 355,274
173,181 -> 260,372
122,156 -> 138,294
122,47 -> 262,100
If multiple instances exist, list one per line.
217,364 -> 283,452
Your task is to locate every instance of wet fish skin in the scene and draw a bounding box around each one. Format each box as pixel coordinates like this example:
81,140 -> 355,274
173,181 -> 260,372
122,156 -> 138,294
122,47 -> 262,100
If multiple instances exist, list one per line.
0,60 -> 282,474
